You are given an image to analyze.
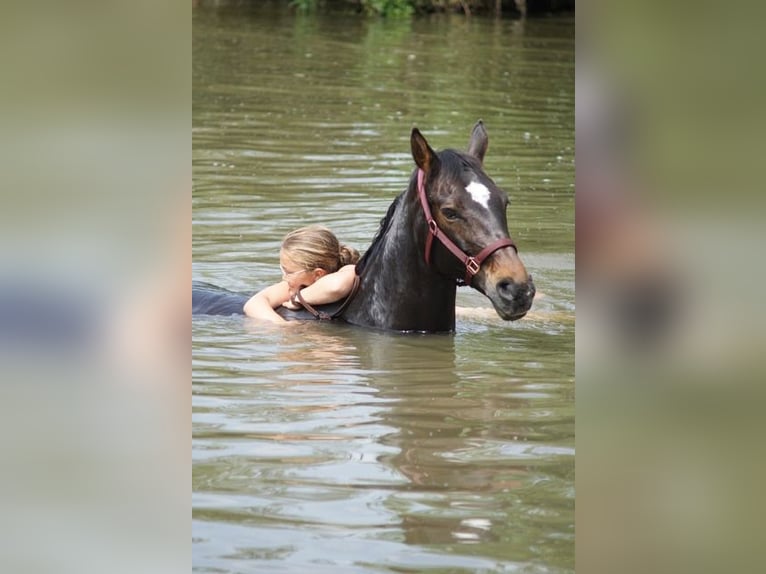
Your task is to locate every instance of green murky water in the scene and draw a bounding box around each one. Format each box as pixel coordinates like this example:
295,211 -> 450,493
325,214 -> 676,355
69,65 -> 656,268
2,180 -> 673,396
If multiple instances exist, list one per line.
193,4 -> 573,572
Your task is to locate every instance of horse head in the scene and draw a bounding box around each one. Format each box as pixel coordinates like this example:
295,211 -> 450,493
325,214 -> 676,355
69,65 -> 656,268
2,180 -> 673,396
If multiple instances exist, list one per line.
410,121 -> 535,321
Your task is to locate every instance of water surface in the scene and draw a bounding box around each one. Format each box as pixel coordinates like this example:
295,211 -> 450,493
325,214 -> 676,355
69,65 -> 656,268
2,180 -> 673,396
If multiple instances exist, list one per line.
193,5 -> 574,572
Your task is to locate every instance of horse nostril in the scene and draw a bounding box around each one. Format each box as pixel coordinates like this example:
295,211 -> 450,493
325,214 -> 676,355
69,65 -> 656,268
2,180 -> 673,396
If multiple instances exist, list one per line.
497,279 -> 518,300
498,278 -> 535,303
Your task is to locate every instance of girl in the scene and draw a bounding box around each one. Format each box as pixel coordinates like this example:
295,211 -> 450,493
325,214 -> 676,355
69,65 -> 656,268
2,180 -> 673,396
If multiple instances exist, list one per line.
244,225 -> 359,323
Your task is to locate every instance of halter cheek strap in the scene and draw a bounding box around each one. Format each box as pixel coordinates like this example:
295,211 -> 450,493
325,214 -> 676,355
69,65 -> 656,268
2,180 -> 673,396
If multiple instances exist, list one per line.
417,169 -> 517,285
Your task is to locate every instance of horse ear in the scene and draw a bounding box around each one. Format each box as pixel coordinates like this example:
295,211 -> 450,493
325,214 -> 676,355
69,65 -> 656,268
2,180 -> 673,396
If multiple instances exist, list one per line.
467,120 -> 488,162
411,128 -> 439,173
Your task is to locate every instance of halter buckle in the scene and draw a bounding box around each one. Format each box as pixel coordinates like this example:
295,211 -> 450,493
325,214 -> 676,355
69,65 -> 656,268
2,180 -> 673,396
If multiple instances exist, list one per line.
428,219 -> 439,236
466,257 -> 481,276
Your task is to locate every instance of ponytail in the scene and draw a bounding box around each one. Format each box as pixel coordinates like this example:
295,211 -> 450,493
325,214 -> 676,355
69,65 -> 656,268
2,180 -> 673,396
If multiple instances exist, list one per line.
339,244 -> 360,266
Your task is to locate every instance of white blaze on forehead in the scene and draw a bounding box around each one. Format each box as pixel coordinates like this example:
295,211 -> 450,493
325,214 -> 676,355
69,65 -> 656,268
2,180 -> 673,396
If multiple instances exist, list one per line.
465,181 -> 491,209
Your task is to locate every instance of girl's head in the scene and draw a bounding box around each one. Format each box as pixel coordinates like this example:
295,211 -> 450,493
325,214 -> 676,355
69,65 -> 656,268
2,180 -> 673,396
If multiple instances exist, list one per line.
279,225 -> 359,289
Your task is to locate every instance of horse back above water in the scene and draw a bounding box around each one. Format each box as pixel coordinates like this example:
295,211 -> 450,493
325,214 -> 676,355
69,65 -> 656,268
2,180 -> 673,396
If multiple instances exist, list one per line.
192,121 -> 535,332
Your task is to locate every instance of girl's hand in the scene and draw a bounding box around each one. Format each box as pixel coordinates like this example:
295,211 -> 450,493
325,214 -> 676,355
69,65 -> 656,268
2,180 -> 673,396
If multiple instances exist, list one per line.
282,291 -> 301,310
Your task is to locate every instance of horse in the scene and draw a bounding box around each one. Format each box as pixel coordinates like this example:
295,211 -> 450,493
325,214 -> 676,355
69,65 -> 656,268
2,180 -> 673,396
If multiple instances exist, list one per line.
193,121 -> 535,332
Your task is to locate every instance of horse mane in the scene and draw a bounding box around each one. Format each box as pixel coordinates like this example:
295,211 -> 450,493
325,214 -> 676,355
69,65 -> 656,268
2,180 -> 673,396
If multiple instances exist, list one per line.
355,191 -> 403,276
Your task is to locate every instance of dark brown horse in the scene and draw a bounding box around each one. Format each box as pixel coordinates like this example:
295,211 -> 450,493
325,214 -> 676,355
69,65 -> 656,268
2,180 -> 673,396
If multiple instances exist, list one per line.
193,121 -> 535,332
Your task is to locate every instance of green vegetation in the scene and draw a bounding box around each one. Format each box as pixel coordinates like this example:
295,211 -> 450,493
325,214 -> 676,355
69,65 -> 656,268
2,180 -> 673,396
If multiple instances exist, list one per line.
286,1 -> 529,18
197,1 -> 574,18
362,0 -> 414,17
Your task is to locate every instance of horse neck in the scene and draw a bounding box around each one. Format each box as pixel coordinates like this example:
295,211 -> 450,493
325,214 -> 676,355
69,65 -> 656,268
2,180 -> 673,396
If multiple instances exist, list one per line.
345,182 -> 457,332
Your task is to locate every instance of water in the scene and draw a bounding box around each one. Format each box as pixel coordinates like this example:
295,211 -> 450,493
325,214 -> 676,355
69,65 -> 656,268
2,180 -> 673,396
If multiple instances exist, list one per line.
193,4 -> 574,572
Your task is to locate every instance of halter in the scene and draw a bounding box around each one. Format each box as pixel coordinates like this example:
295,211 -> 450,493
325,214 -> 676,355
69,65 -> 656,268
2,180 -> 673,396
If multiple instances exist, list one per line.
417,169 -> 516,286
290,274 -> 361,321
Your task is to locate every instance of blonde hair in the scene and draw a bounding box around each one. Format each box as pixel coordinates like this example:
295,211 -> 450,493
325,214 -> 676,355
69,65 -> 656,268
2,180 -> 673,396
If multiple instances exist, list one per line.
281,225 -> 359,273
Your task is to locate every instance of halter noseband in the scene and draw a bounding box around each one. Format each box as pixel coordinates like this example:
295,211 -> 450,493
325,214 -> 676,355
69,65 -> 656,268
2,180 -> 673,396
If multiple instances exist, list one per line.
417,169 -> 517,286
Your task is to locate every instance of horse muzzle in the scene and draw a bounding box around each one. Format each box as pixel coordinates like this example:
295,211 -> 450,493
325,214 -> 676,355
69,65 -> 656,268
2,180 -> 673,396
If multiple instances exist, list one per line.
492,274 -> 536,320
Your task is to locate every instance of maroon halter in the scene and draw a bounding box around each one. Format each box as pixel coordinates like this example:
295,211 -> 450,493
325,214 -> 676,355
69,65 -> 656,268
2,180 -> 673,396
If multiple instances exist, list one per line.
417,169 -> 517,286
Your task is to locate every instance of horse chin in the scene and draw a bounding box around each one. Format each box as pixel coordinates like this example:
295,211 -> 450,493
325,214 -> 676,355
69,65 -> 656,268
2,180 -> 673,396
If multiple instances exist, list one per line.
502,309 -> 529,321
493,304 -> 529,322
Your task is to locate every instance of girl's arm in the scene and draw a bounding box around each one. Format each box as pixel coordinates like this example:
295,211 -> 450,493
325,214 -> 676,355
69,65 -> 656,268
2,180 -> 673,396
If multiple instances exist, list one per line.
283,264 -> 356,309
243,281 -> 291,323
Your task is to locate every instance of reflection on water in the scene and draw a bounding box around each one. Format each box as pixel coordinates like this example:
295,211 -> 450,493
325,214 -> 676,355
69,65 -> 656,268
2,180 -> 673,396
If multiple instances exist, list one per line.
194,319 -> 573,572
194,3 -> 573,573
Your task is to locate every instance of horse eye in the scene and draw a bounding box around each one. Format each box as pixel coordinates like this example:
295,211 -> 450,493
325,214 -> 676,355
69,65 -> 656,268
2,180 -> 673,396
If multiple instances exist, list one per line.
441,207 -> 459,221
